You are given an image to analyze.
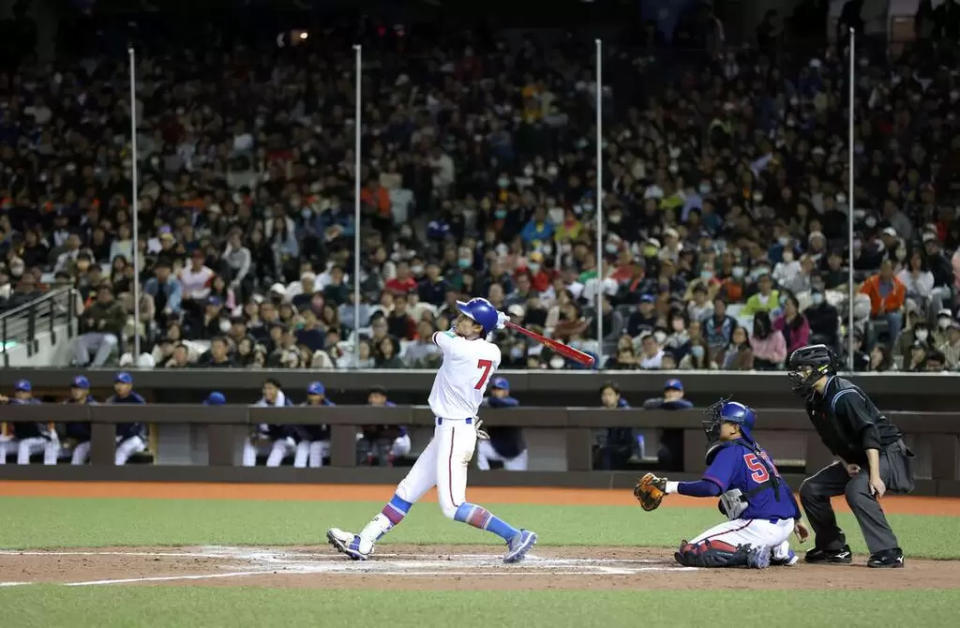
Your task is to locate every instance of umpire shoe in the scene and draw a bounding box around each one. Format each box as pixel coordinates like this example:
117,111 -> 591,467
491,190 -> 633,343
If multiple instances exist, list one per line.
804,545 -> 853,564
867,547 -> 904,568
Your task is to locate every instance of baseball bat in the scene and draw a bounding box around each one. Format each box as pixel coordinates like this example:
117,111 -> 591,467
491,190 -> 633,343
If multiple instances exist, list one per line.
505,321 -> 596,367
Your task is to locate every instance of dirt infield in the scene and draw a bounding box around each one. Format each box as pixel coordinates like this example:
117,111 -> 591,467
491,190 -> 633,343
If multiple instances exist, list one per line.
1,545 -> 959,590
1,481 -> 958,516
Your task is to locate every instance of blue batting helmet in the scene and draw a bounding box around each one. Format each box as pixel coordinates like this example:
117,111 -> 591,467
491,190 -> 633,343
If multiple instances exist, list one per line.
456,298 -> 499,335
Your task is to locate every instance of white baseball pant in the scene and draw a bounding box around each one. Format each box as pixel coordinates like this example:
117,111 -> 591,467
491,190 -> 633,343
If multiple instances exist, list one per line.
16,437 -> 60,465
243,437 -> 296,467
0,439 -> 17,464
689,517 -> 795,560
294,440 -> 330,468
476,440 -> 528,471
115,436 -> 146,465
71,441 -> 91,465
394,417 -> 477,518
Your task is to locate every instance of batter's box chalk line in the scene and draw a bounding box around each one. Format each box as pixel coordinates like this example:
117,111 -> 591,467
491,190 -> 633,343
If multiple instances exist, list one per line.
0,546 -> 698,586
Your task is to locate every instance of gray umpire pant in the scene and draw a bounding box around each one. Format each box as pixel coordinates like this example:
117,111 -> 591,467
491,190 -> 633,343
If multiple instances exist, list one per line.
799,440 -> 915,555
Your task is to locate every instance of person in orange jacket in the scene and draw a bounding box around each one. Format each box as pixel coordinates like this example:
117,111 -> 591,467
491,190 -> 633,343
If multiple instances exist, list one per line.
859,260 -> 905,345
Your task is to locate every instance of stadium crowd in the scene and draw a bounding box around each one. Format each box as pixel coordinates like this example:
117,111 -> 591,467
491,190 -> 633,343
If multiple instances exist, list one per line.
3,5 -> 960,374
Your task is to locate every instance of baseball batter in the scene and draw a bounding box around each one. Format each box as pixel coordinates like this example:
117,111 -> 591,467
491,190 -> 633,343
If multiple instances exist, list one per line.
328,298 -> 538,563
634,400 -> 807,568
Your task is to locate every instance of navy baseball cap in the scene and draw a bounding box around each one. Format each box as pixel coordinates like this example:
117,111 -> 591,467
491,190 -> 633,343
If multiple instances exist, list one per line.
640,294 -> 655,303
204,391 -> 226,405
490,377 -> 510,390
664,378 -> 684,391
307,381 -> 325,396
71,375 -> 90,389
114,372 -> 133,384
14,379 -> 31,392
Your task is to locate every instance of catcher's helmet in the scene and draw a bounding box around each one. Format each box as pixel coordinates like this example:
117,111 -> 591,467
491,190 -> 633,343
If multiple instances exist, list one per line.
702,399 -> 756,444
456,298 -> 499,335
787,344 -> 838,399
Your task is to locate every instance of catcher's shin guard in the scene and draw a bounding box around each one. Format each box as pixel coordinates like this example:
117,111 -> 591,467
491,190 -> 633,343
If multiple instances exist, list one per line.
673,539 -> 752,568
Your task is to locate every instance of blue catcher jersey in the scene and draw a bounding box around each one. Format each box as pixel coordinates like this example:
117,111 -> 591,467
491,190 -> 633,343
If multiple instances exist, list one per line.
702,441 -> 800,521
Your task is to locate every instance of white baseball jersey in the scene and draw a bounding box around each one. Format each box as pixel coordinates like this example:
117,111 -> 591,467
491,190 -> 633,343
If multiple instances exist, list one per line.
427,330 -> 501,419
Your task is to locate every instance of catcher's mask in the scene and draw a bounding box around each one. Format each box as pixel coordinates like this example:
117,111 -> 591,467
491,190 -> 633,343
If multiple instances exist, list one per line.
787,344 -> 838,399
702,398 -> 756,445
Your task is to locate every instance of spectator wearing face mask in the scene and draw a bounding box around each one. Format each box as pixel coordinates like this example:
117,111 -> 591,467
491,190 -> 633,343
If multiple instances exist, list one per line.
719,264 -> 746,303
933,308 -> 954,347
938,320 -> 960,370
895,314 -> 934,365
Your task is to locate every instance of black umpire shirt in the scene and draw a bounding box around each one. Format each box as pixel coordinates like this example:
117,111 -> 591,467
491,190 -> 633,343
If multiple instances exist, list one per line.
805,375 -> 902,466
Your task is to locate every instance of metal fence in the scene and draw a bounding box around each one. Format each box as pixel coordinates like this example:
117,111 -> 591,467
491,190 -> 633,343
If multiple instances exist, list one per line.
0,287 -> 78,367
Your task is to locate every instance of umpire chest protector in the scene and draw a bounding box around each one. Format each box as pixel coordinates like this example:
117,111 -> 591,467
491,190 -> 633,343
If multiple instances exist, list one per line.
807,376 -> 901,465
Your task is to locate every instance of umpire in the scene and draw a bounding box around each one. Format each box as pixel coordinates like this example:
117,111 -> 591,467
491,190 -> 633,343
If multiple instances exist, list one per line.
787,344 -> 915,568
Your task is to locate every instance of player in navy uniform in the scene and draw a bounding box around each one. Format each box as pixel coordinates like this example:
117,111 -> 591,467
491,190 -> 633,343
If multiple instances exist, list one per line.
64,375 -> 97,465
292,381 -> 335,468
477,377 -> 527,471
637,400 -> 807,568
106,372 -> 147,465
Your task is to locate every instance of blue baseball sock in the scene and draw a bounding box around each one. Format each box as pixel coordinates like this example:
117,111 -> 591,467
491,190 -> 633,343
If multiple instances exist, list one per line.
454,503 -> 520,541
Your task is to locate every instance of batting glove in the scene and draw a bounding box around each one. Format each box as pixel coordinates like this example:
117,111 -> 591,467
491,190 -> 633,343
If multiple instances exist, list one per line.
496,311 -> 509,329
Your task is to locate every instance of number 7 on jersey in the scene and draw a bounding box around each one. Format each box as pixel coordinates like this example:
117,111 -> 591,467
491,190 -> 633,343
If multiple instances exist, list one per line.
475,359 -> 493,389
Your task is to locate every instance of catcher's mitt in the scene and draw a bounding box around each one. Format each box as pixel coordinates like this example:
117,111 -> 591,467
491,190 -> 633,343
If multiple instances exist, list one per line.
634,473 -> 667,511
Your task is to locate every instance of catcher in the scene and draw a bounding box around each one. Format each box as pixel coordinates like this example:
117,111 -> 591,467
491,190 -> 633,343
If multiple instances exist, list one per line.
634,400 -> 809,568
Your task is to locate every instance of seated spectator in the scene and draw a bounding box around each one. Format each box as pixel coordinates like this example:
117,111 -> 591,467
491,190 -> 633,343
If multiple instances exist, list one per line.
74,284 -> 125,367
939,321 -> 960,370
638,331 -> 664,369
375,336 -> 404,369
741,272 -> 780,316
404,320 -> 442,368
179,249 -> 215,315
703,297 -> 736,350
143,260 -> 183,326
906,340 -> 928,372
185,296 -> 228,340
897,248 -> 935,312
197,336 -> 235,368
679,320 -> 710,369
386,293 -> 417,340
626,294 -> 658,336
750,310 -> 786,370
686,284 -> 714,323
243,378 -> 295,467
925,350 -> 947,372
606,335 -> 639,369
774,295 -> 810,355
859,260 -> 906,346
804,288 -> 839,349
719,326 -> 754,370
869,344 -> 893,372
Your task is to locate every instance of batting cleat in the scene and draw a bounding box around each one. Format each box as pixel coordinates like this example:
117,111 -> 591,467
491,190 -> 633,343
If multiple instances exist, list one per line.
503,529 -> 537,564
744,544 -> 771,569
867,547 -> 904,569
326,528 -> 371,561
770,549 -> 799,566
804,545 -> 853,564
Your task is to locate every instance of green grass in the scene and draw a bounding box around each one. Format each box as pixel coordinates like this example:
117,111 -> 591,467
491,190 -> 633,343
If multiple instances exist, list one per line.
1,588 -> 958,628
1,496 -> 959,558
